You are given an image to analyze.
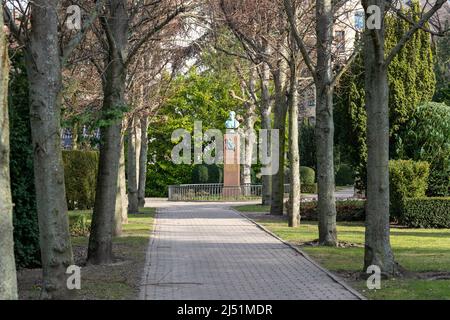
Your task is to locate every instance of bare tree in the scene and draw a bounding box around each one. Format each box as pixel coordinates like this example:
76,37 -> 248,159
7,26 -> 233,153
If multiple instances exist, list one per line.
287,36 -> 301,227
230,65 -> 259,189
2,0 -> 97,298
284,0 -> 360,245
86,0 -> 189,264
127,115 -> 141,214
362,0 -> 447,276
113,129 -> 127,236
86,0 -> 129,265
138,115 -> 149,207
212,26 -> 274,204
219,0 -> 292,215
0,5 -> 18,299
126,40 -> 181,209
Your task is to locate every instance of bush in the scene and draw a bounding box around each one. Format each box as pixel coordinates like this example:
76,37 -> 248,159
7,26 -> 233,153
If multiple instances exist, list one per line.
336,164 -> 355,186
192,164 -> 223,184
389,160 -> 430,219
251,167 -> 259,184
300,166 -> 316,184
301,183 -> 317,194
301,200 -> 365,222
399,102 -> 450,196
207,165 -> 223,183
62,151 -> 99,210
192,164 -> 209,184
401,197 -> 450,228
146,162 -> 193,197
299,121 -> 316,169
68,212 -> 91,237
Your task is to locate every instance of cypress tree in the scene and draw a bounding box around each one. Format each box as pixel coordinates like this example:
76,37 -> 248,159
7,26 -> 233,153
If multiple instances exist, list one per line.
386,1 -> 436,155
335,51 -> 367,192
335,1 -> 436,191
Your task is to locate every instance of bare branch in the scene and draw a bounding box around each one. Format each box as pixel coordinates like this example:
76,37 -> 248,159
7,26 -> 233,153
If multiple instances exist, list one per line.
125,5 -> 187,66
283,0 -> 317,82
385,0 -> 447,66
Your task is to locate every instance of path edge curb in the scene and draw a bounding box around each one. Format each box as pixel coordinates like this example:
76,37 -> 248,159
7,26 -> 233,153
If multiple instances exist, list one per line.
139,207 -> 160,300
229,207 -> 368,301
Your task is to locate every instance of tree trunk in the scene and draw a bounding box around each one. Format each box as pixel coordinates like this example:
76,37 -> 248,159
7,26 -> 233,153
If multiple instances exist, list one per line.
113,132 -> 126,236
24,1 -> 74,299
88,101 -> 123,264
242,71 -> 257,194
88,0 -> 128,265
119,136 -> 128,224
315,0 -> 337,246
288,59 -> 301,228
270,62 -> 288,216
363,0 -> 396,275
0,16 -> 18,300
259,62 -> 272,205
138,116 -> 149,208
127,116 -> 141,214
242,114 -> 257,187
72,122 -> 79,150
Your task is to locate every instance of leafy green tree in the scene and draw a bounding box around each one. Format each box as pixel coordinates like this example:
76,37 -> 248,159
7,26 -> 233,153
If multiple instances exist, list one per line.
192,165 -> 209,184
399,102 -> 450,196
386,2 -> 436,153
147,67 -> 242,196
335,52 -> 367,192
433,29 -> 450,105
299,120 -> 317,170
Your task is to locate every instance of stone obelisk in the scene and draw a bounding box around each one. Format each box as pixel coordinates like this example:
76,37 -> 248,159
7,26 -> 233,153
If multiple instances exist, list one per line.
224,112 -> 240,196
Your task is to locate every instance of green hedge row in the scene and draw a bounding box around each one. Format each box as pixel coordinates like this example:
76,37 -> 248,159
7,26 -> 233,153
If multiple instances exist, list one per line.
336,163 -> 355,186
300,200 -> 365,222
401,198 -> 450,228
389,160 -> 430,219
301,183 -> 317,194
192,164 -> 223,184
62,151 -> 99,210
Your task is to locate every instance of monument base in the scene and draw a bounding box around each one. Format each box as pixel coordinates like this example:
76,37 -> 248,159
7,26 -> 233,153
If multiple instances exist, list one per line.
223,133 -> 241,198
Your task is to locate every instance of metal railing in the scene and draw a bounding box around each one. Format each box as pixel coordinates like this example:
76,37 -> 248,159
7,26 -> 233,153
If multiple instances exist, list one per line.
168,184 -> 263,201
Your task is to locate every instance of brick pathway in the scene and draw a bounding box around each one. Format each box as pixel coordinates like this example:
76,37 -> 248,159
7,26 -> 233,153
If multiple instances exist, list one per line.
140,201 -> 363,300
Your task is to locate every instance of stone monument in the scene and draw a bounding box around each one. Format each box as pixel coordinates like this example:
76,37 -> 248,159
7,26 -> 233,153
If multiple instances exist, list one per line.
224,112 -> 240,196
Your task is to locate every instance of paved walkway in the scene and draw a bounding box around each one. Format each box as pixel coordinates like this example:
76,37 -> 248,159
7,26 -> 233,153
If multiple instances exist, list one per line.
140,201 -> 363,300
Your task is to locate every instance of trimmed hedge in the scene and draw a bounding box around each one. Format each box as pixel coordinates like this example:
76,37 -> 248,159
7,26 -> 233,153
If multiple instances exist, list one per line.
300,166 -> 315,184
389,160 -> 430,219
301,183 -> 318,194
192,164 -> 209,184
62,150 -> 99,210
208,164 -> 223,183
301,200 -> 365,222
401,197 -> 450,228
336,163 -> 355,186
192,164 -> 223,184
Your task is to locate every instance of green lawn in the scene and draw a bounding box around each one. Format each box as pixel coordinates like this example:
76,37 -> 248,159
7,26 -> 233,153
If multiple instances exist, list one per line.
234,204 -> 450,300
